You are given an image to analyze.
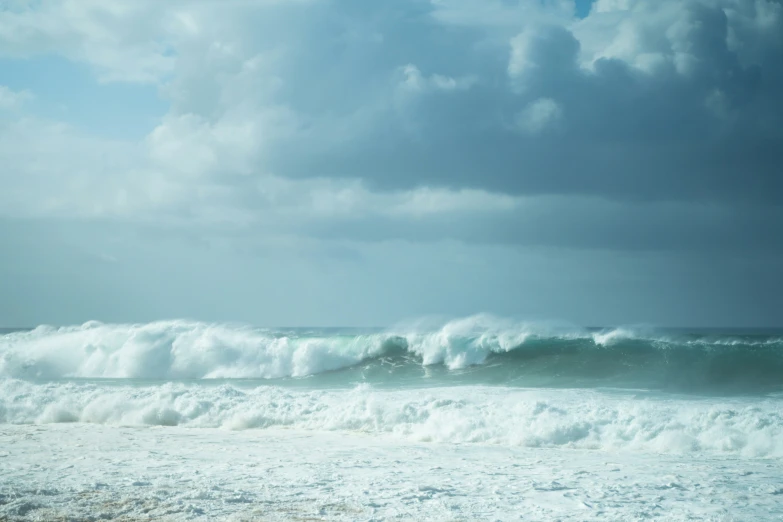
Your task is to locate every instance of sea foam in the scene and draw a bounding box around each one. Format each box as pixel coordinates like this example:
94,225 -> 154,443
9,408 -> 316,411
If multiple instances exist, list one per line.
0,320 -> 391,380
1,379 -> 781,457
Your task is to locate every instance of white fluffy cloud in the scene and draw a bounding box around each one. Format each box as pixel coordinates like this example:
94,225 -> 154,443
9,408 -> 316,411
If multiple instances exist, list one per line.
515,98 -> 564,134
398,64 -> 476,93
0,114 -> 519,228
574,0 -> 782,75
0,85 -> 32,110
0,0 -> 176,82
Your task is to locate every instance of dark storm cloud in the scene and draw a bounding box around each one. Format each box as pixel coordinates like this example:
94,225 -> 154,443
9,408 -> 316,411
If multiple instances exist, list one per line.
256,0 -> 782,204
298,197 -> 783,252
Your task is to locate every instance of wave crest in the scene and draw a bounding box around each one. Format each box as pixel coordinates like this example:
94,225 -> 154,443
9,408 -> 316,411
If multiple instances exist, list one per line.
0,316 -> 558,380
1,317 -> 781,392
0,320 -> 394,380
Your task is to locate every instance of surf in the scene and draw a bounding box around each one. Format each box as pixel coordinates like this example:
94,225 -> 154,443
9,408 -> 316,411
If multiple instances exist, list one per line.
2,379 -> 782,457
1,316 -> 781,393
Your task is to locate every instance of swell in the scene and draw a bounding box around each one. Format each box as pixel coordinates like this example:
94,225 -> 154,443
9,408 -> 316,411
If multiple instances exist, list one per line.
1,317 -> 782,393
325,337 -> 783,394
477,338 -> 783,393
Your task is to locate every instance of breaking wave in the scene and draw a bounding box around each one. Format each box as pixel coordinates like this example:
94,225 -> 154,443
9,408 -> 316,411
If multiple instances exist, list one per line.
1,316 -> 782,393
2,317 -> 781,456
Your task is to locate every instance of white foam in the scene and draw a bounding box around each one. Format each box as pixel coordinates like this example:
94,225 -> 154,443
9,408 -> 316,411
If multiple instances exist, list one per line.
2,379 -> 781,457
403,315 -> 540,368
4,423 -> 779,521
591,327 -> 639,346
0,321 -> 391,380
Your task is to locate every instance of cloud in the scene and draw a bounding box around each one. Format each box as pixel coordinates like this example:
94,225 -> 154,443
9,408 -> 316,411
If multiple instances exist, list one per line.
429,0 -> 575,30
1,1 -> 782,327
0,113 -> 520,230
398,64 -> 476,93
0,0 -> 781,252
515,98 -> 564,134
508,25 -> 579,83
249,0 -> 782,205
2,112 -> 778,256
0,85 -> 33,110
0,0 -> 176,83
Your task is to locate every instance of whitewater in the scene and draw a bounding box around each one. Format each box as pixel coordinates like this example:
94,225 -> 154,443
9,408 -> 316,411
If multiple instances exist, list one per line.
1,316 -> 782,520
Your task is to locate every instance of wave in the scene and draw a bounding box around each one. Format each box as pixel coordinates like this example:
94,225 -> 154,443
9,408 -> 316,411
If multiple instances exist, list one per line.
1,316 -> 782,393
1,379 -> 781,457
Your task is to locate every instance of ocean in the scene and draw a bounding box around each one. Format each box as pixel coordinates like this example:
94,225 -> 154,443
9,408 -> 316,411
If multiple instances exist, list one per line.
1,316 -> 782,520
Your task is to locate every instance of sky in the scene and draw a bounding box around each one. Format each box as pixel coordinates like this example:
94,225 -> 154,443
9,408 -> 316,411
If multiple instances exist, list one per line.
0,0 -> 781,328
